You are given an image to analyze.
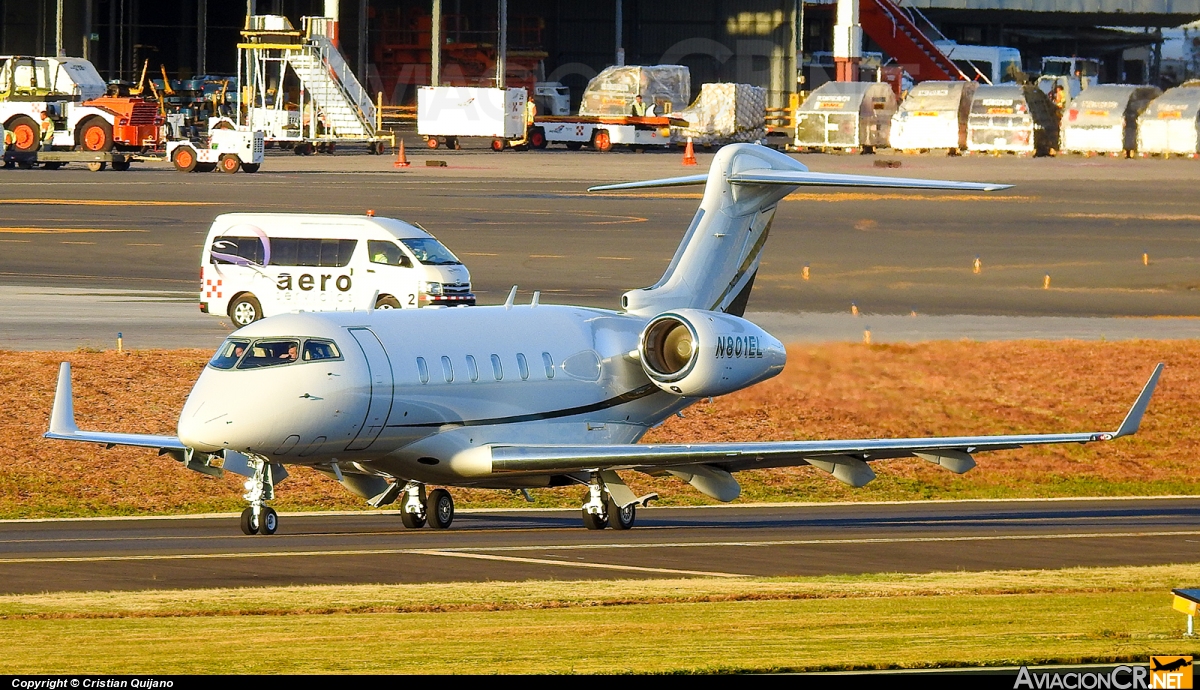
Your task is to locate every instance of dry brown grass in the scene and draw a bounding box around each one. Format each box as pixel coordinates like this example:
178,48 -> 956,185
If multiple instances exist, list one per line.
1,341 -> 1195,517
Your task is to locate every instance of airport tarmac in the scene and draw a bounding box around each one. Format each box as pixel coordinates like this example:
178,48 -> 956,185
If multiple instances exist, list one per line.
0,497 -> 1195,594
3,149 -> 1200,331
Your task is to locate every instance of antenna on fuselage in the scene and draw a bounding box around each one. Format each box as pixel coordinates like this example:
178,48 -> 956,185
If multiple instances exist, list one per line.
504,286 -> 518,310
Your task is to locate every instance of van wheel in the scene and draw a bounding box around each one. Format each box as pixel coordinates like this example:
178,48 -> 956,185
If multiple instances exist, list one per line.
375,295 -> 401,310
229,294 -> 262,328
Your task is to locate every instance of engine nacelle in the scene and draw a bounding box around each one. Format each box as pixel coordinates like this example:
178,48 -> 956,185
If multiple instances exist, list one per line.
638,309 -> 786,397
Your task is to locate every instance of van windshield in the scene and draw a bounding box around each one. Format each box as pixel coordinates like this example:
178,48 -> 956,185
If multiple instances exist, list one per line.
400,238 -> 461,265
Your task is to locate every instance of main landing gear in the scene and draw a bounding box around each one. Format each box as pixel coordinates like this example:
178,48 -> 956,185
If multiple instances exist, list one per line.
398,482 -> 455,529
239,456 -> 281,535
581,471 -> 656,531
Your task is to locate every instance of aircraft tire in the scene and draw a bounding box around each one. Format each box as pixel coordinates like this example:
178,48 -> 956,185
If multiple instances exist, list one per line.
426,489 -> 454,529
582,508 -> 608,530
401,510 -> 426,529
607,498 -> 635,530
239,507 -> 257,535
258,507 -> 278,535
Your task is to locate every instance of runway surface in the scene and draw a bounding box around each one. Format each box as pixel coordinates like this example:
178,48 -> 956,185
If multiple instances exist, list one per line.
1,497 -> 1196,593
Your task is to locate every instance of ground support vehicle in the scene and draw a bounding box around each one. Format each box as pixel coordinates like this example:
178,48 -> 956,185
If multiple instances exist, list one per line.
168,128 -> 265,174
237,15 -> 392,154
536,115 -> 681,152
200,213 -> 475,327
0,56 -> 164,159
417,85 -> 527,150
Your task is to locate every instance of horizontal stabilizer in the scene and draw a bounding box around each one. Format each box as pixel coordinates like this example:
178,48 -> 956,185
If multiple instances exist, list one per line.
589,170 -> 1009,193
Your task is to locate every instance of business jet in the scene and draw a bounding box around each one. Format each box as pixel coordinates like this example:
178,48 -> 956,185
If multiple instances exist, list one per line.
45,144 -> 1163,535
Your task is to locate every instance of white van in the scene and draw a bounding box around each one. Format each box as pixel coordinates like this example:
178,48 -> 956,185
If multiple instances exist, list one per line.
200,213 -> 475,327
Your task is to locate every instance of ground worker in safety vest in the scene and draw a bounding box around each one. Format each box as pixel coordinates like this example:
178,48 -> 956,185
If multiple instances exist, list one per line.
630,94 -> 647,117
1,126 -> 13,167
39,111 -> 54,145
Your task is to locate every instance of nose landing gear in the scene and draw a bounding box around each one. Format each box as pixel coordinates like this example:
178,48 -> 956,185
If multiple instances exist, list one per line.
581,471 -> 656,531
239,456 -> 282,535
398,482 -> 456,529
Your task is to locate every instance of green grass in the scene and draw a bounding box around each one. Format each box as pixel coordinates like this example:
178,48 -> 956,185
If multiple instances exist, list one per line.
3,565 -> 1198,673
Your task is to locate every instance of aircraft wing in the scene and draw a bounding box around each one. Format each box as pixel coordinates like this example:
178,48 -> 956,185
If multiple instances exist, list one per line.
486,364 -> 1163,486
43,362 -> 186,451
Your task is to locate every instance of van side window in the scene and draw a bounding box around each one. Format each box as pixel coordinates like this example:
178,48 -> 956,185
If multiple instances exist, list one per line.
416,357 -> 429,384
441,356 -> 454,383
541,352 -> 554,379
269,238 -> 298,266
211,236 -> 264,265
297,239 -> 321,267
466,355 -> 479,382
516,353 -> 529,381
368,240 -> 413,268
490,354 -> 503,380
319,239 -> 357,267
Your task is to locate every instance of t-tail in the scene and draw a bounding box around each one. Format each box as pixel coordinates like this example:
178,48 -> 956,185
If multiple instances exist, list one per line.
590,144 -> 1010,317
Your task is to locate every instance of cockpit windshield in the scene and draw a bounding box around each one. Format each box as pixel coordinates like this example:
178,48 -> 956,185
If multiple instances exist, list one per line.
400,238 -> 461,265
209,339 -> 251,369
208,337 -> 343,370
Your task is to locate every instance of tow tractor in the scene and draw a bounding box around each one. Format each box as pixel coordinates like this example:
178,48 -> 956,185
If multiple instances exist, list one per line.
534,115 -> 683,151
0,55 -> 165,170
167,118 -> 264,173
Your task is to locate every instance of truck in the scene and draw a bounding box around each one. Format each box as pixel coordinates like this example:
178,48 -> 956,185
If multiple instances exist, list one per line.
0,55 -> 164,169
933,42 -> 1023,85
1038,56 -> 1102,100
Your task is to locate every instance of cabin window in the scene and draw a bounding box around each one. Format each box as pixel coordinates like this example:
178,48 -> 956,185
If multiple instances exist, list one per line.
441,356 -> 454,383
466,355 -> 479,382
516,353 -> 529,381
490,354 -> 503,380
416,357 -> 429,384
541,352 -> 554,379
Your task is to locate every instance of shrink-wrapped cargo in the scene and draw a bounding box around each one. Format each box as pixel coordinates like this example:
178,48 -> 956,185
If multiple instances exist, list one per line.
671,83 -> 767,145
794,82 -> 897,152
579,65 -> 690,117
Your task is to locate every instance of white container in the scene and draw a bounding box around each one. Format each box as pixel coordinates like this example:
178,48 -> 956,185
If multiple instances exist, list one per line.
1137,86 -> 1200,155
794,81 -> 897,151
417,86 -> 527,139
1060,84 -> 1161,155
890,81 -> 976,151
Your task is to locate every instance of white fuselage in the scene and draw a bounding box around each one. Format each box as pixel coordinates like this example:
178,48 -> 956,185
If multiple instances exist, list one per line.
177,305 -> 690,487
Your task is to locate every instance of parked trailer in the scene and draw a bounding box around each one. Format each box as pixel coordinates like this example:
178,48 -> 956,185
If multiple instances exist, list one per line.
794,81 -> 897,153
890,81 -> 976,154
1060,84 -> 1161,156
965,84 -> 1057,156
537,115 -> 679,151
1136,85 -> 1200,157
416,85 -> 527,150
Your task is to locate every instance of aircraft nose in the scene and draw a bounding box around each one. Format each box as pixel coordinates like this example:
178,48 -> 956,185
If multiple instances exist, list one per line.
177,379 -> 235,453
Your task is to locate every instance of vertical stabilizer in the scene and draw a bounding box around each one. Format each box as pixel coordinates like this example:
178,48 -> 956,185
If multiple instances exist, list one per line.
619,144 -> 804,317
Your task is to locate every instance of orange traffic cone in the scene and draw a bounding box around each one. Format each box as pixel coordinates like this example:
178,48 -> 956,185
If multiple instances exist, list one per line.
682,137 -> 697,166
394,139 -> 411,168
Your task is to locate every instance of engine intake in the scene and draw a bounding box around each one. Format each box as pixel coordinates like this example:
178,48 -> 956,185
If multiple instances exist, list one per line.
638,309 -> 785,397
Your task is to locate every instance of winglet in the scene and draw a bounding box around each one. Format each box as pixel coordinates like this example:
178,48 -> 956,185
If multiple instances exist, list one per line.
48,362 -> 79,436
1113,363 -> 1164,438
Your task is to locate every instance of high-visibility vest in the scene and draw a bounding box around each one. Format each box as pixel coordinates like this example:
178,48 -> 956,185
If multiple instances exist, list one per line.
631,101 -> 647,116
2,129 -> 13,146
40,117 -> 53,141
